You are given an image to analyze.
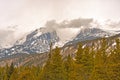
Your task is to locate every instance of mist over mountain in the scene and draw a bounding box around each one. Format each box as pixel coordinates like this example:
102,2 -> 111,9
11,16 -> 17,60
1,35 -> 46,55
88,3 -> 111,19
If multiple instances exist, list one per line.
1,0 -> 120,49
0,18 -> 120,59
0,18 -> 120,49
0,29 -> 15,48
0,27 -> 29,48
0,0 -> 120,79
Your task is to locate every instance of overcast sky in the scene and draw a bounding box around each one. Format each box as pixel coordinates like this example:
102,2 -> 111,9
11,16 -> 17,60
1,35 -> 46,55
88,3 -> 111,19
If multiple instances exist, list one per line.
0,0 -> 120,48
0,0 -> 120,30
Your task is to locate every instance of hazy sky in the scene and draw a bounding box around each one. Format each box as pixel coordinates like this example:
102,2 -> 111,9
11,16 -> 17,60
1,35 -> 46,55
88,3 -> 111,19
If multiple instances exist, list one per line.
0,0 -> 120,48
0,0 -> 120,30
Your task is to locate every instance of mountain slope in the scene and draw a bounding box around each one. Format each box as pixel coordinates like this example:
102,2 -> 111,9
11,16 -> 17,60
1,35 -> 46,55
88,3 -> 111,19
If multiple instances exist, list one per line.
0,27 -> 118,58
0,28 -> 59,58
65,28 -> 115,45
0,33 -> 119,67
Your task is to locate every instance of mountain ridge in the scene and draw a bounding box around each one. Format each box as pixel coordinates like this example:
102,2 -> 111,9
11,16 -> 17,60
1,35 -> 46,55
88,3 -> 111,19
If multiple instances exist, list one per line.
0,27 -> 119,58
0,33 -> 119,67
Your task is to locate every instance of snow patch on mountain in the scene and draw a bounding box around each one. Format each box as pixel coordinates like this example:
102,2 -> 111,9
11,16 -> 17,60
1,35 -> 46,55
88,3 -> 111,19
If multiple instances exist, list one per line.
0,24 -> 120,58
0,28 -> 59,58
65,27 -> 117,45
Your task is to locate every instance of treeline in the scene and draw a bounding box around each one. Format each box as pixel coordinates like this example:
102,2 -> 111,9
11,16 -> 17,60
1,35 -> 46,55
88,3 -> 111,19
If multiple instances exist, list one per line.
0,38 -> 120,80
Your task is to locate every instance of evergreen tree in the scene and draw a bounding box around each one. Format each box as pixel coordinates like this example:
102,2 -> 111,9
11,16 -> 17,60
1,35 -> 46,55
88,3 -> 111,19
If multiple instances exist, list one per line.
18,68 -> 34,80
50,47 -> 66,80
9,68 -> 18,80
114,39 -> 120,63
75,43 -> 84,64
64,55 -> 76,80
90,38 -> 110,80
83,46 -> 94,80
107,38 -> 120,80
74,43 -> 84,80
40,43 -> 53,80
0,67 -> 5,80
40,52 -> 53,80
7,63 -> 14,80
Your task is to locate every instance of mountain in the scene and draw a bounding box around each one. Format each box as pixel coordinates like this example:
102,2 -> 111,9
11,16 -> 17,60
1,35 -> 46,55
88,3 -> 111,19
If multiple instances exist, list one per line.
65,28 -> 116,45
0,28 -> 59,58
0,33 -> 119,67
0,27 -> 118,58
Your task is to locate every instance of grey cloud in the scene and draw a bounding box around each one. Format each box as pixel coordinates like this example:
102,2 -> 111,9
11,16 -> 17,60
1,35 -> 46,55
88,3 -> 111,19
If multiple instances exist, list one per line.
0,30 -> 15,47
0,30 -> 13,39
45,20 -> 59,32
45,18 -> 93,30
68,18 -> 93,28
44,18 -> 93,42
103,20 -> 120,30
109,22 -> 120,28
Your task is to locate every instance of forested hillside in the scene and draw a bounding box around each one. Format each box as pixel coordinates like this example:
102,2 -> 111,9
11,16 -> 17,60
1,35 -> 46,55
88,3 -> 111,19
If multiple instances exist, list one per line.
0,38 -> 120,80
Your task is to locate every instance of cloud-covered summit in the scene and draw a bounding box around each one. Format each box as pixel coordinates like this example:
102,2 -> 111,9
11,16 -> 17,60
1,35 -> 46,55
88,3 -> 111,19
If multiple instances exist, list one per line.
0,18 -> 120,48
45,18 -> 93,31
